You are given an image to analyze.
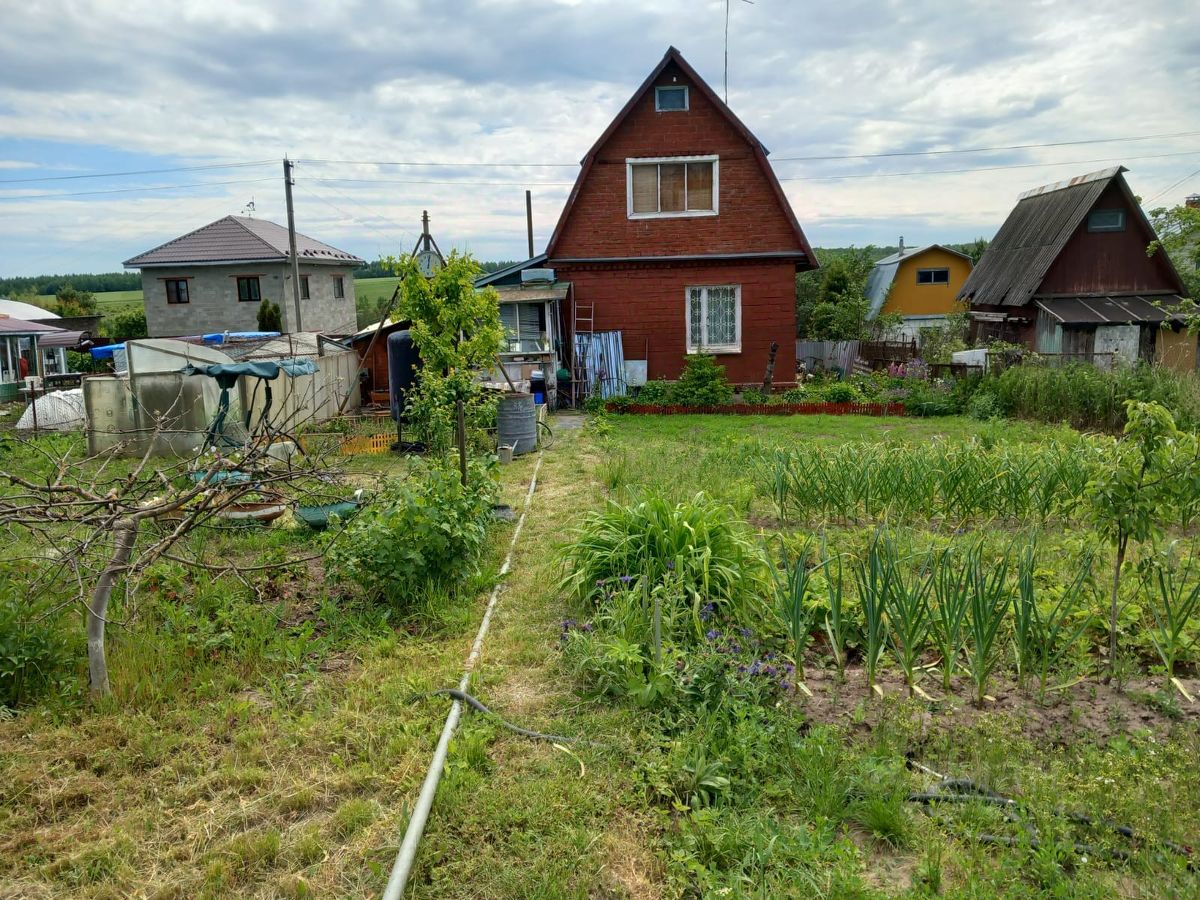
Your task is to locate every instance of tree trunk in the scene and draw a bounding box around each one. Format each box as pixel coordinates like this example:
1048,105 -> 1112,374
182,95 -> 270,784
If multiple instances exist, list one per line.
88,520 -> 137,698
1105,534 -> 1128,684
762,341 -> 779,393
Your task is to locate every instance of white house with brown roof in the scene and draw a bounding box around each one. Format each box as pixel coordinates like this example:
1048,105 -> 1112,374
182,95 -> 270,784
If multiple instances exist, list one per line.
125,216 -> 363,338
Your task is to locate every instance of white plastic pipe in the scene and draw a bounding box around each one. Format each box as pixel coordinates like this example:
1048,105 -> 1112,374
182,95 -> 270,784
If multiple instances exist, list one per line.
382,453 -> 544,899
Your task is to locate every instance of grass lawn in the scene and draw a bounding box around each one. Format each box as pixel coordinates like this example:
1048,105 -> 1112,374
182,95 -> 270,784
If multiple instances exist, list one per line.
3,412 -> 1199,897
353,277 -> 401,311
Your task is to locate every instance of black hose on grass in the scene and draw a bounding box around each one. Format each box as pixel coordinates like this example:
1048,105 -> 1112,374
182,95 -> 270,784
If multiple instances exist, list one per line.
415,688 -> 584,744
904,756 -> 1195,869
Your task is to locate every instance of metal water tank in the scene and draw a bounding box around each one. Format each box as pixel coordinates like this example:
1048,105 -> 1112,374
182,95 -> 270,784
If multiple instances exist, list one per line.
386,330 -> 420,421
497,392 -> 537,455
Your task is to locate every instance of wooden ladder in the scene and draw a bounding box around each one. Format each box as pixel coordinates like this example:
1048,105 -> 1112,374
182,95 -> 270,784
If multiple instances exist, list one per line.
571,301 -> 595,407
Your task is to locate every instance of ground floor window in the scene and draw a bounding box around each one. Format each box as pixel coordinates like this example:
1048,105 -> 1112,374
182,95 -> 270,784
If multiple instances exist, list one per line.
686,285 -> 740,353
237,276 -> 261,302
300,275 -> 310,300
164,279 -> 189,304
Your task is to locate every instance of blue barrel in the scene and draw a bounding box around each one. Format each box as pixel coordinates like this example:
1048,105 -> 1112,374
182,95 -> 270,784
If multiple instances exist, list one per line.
497,392 -> 537,455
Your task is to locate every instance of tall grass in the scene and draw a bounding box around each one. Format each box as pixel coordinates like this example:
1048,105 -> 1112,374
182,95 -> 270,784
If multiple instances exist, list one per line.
963,543 -> 1011,705
1014,543 -> 1096,701
764,439 -> 1102,525
1147,542 -> 1200,682
995,363 -> 1200,432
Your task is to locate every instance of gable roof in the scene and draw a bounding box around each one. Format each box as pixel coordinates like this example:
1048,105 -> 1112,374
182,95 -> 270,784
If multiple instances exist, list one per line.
864,245 -> 973,318
544,46 -> 816,266
124,216 -> 364,268
957,166 -> 1183,307
474,254 -> 549,288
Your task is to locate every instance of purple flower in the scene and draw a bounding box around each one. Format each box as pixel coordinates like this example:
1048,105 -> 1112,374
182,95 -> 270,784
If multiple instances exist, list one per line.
581,622 -> 594,633
666,560 -> 676,570
739,627 -> 753,639
705,629 -> 721,641
699,602 -> 715,622
618,575 -> 634,584
764,665 -> 778,677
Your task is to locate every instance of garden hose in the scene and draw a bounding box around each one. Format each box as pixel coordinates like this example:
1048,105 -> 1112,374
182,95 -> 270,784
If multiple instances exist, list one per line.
415,688 -> 583,744
904,756 -> 1195,869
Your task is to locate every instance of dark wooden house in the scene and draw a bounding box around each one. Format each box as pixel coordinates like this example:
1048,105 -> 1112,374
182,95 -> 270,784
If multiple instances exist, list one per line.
544,46 -> 817,384
958,166 -> 1191,369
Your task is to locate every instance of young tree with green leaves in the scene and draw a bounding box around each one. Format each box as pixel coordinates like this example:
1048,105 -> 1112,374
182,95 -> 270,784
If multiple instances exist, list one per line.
381,251 -> 505,451
1088,400 -> 1200,680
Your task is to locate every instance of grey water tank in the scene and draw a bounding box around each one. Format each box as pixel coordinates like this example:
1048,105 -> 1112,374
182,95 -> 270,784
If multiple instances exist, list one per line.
497,392 -> 537,455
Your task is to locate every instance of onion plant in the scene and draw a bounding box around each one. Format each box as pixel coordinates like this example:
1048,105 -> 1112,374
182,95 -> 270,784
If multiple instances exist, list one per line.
885,548 -> 933,694
929,546 -> 971,692
773,538 -> 815,679
854,531 -> 896,693
1147,541 -> 1200,683
1014,542 -> 1096,702
963,542 -> 1011,706
819,536 -> 850,680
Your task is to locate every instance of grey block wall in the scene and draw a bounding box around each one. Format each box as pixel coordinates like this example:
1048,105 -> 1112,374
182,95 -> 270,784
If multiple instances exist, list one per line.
141,262 -> 358,337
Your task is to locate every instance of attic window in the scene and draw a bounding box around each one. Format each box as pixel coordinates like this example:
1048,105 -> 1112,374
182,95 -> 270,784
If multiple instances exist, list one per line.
1088,209 -> 1126,232
655,85 -> 688,111
627,156 -> 718,218
916,268 -> 950,285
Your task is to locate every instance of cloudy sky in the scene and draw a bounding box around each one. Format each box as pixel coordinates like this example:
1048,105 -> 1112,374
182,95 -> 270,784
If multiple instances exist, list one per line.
1,0 -> 1198,278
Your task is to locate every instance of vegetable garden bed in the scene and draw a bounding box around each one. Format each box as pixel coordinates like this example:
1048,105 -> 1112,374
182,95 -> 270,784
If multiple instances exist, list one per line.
607,400 -> 907,416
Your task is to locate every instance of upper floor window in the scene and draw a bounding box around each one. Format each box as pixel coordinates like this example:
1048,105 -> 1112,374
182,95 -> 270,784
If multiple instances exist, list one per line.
655,85 -> 688,111
300,275 -> 310,300
686,284 -> 741,354
916,268 -> 950,285
164,278 -> 189,304
333,275 -> 345,299
1088,209 -> 1126,232
627,156 -> 718,219
237,276 -> 261,302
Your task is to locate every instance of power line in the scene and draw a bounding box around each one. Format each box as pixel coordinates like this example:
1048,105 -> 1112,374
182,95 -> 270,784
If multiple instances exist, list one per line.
0,159 -> 276,185
0,176 -> 278,201
295,183 -> 406,251
1145,167 -> 1200,205
310,176 -> 575,188
293,131 -> 1200,169
777,149 -> 1200,182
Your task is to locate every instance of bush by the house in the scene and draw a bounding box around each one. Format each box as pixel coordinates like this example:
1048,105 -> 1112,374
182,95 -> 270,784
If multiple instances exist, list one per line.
669,355 -> 734,407
636,380 -> 672,405
330,457 -> 498,604
0,567 -> 76,707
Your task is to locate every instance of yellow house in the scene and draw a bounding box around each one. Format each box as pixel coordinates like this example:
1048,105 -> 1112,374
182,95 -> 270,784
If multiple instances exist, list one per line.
864,242 -> 974,339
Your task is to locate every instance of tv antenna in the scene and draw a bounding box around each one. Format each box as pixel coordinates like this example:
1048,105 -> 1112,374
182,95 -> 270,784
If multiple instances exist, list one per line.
724,0 -> 754,104
241,197 -> 256,217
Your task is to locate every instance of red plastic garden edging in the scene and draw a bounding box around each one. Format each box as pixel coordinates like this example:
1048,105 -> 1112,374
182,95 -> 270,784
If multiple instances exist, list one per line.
606,401 -> 907,417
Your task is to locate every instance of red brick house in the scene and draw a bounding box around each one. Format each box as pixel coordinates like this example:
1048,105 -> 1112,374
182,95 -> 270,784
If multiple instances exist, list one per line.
543,46 -> 816,385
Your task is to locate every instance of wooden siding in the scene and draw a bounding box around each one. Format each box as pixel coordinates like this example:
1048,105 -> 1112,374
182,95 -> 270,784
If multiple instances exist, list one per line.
1038,182 -> 1182,296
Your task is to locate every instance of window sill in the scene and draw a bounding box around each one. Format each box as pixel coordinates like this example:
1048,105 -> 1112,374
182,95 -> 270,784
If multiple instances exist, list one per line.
686,346 -> 741,355
629,210 -> 718,220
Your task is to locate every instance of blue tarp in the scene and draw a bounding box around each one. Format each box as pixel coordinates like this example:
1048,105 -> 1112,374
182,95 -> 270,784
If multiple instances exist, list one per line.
90,342 -> 125,360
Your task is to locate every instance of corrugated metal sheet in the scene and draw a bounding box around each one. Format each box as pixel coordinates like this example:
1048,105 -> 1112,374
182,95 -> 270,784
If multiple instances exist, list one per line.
959,167 -> 1122,307
796,340 -> 859,374
575,330 -> 625,398
125,216 -> 363,267
1035,294 -> 1185,325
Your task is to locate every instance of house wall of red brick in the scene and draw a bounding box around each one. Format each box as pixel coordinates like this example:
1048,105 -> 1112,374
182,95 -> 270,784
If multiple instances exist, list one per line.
557,259 -> 797,383
551,61 -> 804,260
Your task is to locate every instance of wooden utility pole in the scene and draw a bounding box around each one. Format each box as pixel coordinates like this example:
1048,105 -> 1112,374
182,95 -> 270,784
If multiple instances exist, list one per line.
283,157 -> 303,333
525,190 -> 534,258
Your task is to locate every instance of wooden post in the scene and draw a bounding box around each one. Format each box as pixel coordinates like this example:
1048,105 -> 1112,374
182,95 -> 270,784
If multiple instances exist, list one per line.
456,394 -> 468,488
762,341 -> 779,393
525,190 -> 534,259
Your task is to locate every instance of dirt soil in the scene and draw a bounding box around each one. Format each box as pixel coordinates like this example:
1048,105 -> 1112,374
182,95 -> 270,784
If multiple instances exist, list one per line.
799,666 -> 1200,746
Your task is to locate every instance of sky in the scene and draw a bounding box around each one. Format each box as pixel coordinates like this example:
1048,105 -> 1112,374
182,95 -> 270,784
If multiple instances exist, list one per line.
1,0 -> 1198,278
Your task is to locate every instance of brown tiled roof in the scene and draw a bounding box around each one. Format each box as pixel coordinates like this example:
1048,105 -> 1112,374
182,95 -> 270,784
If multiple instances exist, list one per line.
124,216 -> 363,267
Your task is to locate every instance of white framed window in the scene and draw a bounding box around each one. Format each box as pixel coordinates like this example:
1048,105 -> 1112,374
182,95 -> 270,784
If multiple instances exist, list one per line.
655,85 -> 688,111
627,155 -> 718,219
1088,209 -> 1126,232
916,268 -> 950,285
686,285 -> 741,354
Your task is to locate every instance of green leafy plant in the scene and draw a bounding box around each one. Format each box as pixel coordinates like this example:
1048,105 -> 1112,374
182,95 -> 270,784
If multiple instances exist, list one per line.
929,546 -> 971,691
853,532 -> 895,692
885,548 -> 933,694
1145,542 -> 1200,683
818,539 -> 851,679
256,298 -> 283,332
329,456 -> 497,604
636,380 -> 672,405
963,543 -> 1011,705
0,568 -> 75,707
1014,542 -> 1096,701
816,382 -> 861,404
669,355 -> 733,407
561,494 -> 769,639
773,539 -> 815,679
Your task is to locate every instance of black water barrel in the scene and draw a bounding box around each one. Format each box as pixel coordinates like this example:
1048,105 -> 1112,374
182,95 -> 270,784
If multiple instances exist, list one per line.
387,330 -> 421,421
497,392 -> 537,455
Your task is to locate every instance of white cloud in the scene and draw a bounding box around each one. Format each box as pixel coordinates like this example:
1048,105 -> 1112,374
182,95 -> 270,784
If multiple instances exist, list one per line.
0,0 -> 1198,274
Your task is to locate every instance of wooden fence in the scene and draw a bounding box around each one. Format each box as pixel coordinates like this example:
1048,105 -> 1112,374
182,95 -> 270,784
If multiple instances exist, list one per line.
608,401 -> 907,417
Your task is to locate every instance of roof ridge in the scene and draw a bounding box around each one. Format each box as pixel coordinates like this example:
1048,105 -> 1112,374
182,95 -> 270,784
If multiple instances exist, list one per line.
227,215 -> 290,257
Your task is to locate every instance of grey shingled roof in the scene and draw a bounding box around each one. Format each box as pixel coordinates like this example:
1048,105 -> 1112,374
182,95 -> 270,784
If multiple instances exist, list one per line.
957,167 -> 1122,307
124,216 -> 363,268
